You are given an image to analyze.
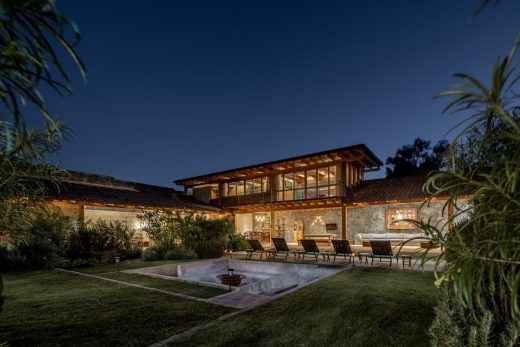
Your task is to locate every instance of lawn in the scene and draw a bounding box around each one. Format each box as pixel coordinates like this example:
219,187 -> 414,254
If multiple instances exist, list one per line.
73,258 -> 190,274
0,265 -> 439,347
174,267 -> 438,347
99,272 -> 227,298
0,270 -> 234,346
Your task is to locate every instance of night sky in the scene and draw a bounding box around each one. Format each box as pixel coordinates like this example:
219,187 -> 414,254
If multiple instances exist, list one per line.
46,0 -> 520,188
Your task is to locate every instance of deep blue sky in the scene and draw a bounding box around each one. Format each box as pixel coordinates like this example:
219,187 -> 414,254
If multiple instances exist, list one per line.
46,0 -> 520,188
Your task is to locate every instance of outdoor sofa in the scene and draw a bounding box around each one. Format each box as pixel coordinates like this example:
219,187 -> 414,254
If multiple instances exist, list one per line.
354,232 -> 429,246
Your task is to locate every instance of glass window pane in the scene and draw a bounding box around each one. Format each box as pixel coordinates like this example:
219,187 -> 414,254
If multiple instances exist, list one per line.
318,167 -> 329,186
329,166 -> 336,184
294,172 -> 305,188
306,188 -> 317,199
228,182 -> 236,196
245,180 -> 254,194
306,169 -> 317,187
277,191 -> 284,201
284,173 -> 294,189
253,178 -> 262,193
318,186 -> 329,198
284,190 -> 294,201
294,189 -> 305,200
329,185 -> 337,197
236,181 -> 245,195
262,177 -> 269,192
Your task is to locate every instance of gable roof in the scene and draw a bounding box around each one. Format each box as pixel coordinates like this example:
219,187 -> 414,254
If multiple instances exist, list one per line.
45,171 -> 221,212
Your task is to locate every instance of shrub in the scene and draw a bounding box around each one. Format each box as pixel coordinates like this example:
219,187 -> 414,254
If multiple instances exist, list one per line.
138,210 -> 236,259
0,274 -> 4,313
65,219 -> 141,267
164,247 -> 198,260
4,210 -> 72,270
227,232 -> 249,251
142,245 -> 167,262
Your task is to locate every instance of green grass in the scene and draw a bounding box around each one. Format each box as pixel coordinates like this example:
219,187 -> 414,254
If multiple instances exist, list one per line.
72,258 -> 191,274
0,270 -> 234,346
98,272 -> 228,298
174,268 -> 438,347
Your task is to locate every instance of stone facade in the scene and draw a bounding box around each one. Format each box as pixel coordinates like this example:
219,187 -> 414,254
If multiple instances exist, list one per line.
274,208 -> 342,243
347,201 -> 447,239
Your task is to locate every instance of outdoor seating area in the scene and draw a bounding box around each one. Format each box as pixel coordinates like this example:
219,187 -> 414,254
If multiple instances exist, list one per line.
244,238 -> 426,268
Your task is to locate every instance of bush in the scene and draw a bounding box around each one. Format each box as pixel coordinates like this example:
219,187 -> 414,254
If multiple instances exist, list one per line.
142,245 -> 167,262
164,247 -> 198,260
0,274 -> 4,313
196,239 -> 226,259
65,219 -> 141,267
227,232 -> 249,251
3,210 -> 72,270
137,210 -> 236,260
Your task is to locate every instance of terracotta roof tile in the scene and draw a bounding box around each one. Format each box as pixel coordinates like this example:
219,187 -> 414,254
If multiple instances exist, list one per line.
45,173 -> 220,212
343,175 -> 440,204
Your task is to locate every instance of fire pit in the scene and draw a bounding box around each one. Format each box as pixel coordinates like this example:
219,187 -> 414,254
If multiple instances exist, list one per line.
217,268 -> 246,286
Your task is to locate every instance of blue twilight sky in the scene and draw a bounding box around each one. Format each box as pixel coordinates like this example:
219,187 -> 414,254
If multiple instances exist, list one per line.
45,0 -> 520,188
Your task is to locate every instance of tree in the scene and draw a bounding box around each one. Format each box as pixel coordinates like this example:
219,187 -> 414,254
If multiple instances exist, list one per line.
0,0 -> 85,311
417,32 -> 520,347
385,138 -> 449,178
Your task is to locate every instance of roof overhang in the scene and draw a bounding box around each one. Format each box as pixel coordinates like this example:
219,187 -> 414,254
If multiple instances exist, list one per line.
175,144 -> 382,187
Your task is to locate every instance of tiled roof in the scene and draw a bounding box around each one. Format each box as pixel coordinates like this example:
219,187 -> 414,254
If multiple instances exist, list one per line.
45,172 -> 221,212
343,175 -> 444,204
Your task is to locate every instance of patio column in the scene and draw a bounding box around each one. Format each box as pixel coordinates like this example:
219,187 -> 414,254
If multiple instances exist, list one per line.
341,205 -> 347,240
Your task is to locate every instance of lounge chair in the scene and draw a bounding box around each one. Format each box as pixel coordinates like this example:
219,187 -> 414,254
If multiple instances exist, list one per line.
246,239 -> 276,260
300,239 -> 331,263
271,237 -> 300,261
331,240 -> 354,265
369,240 -> 394,266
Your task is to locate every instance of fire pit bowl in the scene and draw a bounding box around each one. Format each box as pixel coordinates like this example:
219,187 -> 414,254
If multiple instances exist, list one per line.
217,274 -> 246,286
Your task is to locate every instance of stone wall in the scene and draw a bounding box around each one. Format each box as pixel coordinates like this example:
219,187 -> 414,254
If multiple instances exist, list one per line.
275,207 -> 342,243
347,201 -> 447,239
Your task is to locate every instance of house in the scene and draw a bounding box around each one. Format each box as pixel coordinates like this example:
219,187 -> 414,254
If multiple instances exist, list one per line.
174,144 -> 462,245
45,171 -> 221,247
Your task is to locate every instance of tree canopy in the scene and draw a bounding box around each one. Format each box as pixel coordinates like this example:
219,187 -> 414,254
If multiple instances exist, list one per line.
385,138 -> 449,178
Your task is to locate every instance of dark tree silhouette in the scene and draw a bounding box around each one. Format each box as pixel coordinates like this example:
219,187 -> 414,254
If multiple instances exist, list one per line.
385,138 -> 449,178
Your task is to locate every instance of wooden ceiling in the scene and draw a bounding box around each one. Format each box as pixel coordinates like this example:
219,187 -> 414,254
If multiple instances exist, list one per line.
230,197 -> 344,213
175,144 -> 382,187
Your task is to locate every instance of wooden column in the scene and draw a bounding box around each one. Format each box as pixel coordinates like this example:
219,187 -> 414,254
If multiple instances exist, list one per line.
448,201 -> 454,231
78,204 -> 85,223
341,205 -> 347,240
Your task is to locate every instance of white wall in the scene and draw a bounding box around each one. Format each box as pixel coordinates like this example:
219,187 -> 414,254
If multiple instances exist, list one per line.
235,213 -> 253,235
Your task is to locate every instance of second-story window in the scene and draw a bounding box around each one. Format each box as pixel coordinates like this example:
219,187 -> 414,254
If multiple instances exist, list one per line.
276,166 -> 338,201
225,177 -> 269,197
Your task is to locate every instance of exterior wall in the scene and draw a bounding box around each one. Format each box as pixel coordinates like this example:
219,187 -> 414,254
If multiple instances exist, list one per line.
235,213 -> 253,234
193,186 -> 212,203
347,201 -> 447,240
83,206 -> 148,242
275,207 -> 342,243
48,201 -> 82,218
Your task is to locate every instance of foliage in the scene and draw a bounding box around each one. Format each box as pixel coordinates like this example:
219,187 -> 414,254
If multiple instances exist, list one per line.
417,33 -> 520,345
138,210 -> 234,259
65,219 -> 141,266
227,232 -> 249,251
0,0 -> 85,311
0,0 -> 86,135
142,245 -> 168,262
0,275 -> 3,314
138,210 -> 178,249
0,208 -> 71,271
164,247 -> 198,260
385,138 -> 449,178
